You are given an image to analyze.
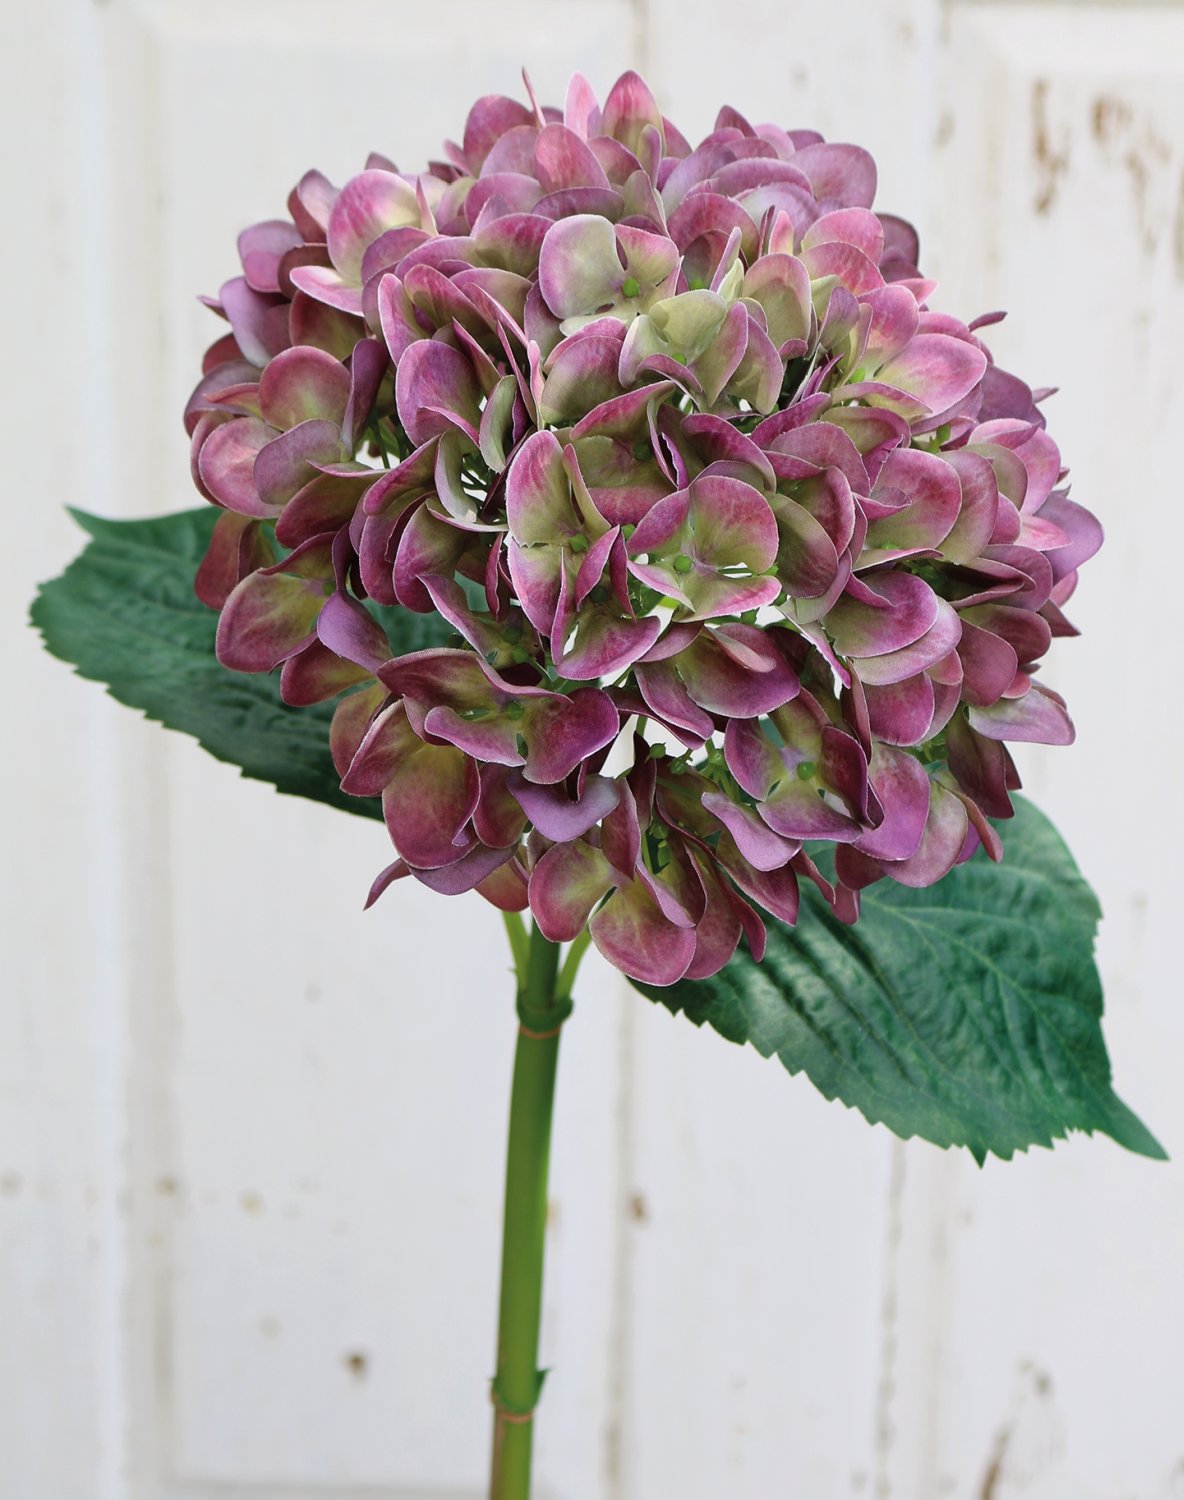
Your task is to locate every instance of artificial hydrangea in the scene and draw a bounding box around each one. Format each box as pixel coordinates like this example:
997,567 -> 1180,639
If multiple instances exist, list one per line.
184,70 -> 1100,985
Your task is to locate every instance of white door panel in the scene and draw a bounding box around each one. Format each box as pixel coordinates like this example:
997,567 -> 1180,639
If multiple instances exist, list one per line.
5,4 -> 1183,1499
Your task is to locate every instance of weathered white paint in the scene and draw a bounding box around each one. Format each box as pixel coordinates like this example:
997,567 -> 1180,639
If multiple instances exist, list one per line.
3,3 -> 1182,1498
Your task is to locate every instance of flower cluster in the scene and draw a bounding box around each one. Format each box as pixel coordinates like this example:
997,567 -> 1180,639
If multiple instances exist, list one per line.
184,70 -> 1100,986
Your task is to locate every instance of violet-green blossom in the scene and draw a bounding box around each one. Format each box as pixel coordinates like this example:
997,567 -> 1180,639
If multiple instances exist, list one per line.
184,69 -> 1101,985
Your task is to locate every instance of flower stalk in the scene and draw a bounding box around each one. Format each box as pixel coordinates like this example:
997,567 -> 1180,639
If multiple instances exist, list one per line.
489,922 -> 574,1500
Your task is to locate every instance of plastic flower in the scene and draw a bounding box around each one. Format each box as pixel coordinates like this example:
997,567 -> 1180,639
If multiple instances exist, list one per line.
184,69 -> 1101,986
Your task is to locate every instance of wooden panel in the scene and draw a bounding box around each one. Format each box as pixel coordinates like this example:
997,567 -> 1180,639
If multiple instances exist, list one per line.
2,4 -> 135,1498
621,8 -> 945,1497
8,3 -> 1184,1499
84,3 -> 638,1496
886,7 -> 1184,1498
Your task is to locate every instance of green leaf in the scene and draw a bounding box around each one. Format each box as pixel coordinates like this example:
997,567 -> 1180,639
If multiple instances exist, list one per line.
30,508 -> 450,819
633,799 -> 1164,1162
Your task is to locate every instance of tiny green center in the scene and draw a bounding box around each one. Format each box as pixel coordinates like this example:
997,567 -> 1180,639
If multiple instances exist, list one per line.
621,275 -> 641,299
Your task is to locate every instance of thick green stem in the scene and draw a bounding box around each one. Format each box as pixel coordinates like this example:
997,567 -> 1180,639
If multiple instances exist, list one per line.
489,923 -> 572,1500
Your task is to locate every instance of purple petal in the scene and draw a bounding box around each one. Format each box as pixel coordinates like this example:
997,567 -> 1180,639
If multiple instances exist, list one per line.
557,608 -> 662,680
342,337 -> 389,449
215,557 -> 328,672
940,451 -> 1001,564
383,742 -> 480,868
530,839 -> 615,942
961,602 -> 1051,666
279,637 -> 370,706
718,841 -> 801,925
803,207 -> 885,260
472,212 -> 552,278
197,417 -> 275,517
877,334 -> 988,416
686,473 -> 779,570
769,494 -> 842,599
634,661 -> 715,743
538,214 -> 625,320
254,420 -> 344,509
827,571 -> 940,658
882,781 -> 968,888
219,276 -> 288,368
724,714 -> 787,799
861,674 -> 936,746
853,599 -> 963,686
462,94 -> 536,171
945,713 -> 1017,819
590,877 -> 698,986
259,345 -> 351,431
363,859 -> 408,909
316,591 -> 391,671
852,745 -> 930,861
538,334 -> 625,426
564,72 -> 602,139
956,619 -> 1019,707
802,241 -> 884,296
1038,492 -> 1103,581
194,511 -> 274,609
238,219 -> 303,294
599,70 -> 664,155
534,122 -> 611,192
505,429 -> 574,542
522,687 -> 620,784
394,339 -> 482,446
288,168 -> 337,240
471,764 -> 529,848
968,682 -> 1074,745
477,858 -> 531,913
509,772 -> 620,842
741,252 -> 812,348
275,467 -> 371,549
675,624 -> 800,717
331,683 -> 387,780
288,264 -> 366,317
864,447 -> 961,551
327,169 -> 420,282
701,792 -> 798,872
408,841 -> 515,894
288,288 -> 364,360
790,141 -> 877,207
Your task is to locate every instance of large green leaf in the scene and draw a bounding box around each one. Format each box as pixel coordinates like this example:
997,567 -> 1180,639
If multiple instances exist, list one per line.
30,508 -> 448,818
33,510 -> 1159,1161
634,800 -> 1164,1161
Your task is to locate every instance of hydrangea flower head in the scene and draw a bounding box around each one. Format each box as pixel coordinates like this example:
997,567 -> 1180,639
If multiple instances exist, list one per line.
185,70 -> 1100,986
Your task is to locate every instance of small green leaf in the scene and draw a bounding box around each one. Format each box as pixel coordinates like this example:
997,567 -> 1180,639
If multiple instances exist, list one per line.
633,799 -> 1164,1162
30,508 -> 449,818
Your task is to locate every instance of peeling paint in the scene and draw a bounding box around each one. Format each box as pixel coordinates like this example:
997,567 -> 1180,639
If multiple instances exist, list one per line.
1092,93 -> 1133,145
978,1420 -> 1012,1500
1032,78 -> 1070,216
1175,166 -> 1184,281
934,110 -> 955,150
873,1144 -> 907,1498
1087,91 -> 1178,260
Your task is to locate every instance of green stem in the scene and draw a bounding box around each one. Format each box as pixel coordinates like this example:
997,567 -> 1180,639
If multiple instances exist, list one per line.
556,930 -> 591,1001
489,922 -> 572,1500
501,911 -> 530,981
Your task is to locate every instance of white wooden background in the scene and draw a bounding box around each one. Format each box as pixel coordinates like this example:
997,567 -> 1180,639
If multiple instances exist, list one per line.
4,3 -> 1183,1497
